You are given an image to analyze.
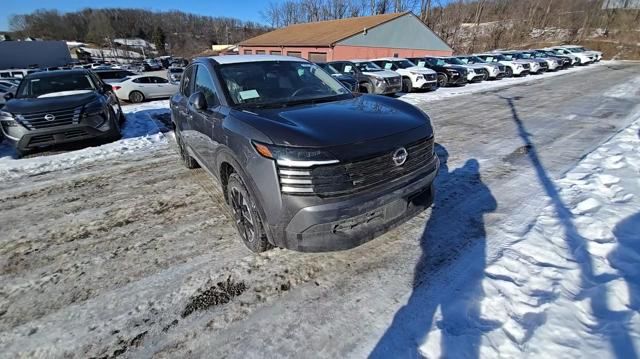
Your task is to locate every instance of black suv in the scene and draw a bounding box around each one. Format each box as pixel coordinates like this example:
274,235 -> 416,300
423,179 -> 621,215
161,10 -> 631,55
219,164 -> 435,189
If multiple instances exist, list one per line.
171,55 -> 439,252
0,69 -> 124,157
408,56 -> 468,87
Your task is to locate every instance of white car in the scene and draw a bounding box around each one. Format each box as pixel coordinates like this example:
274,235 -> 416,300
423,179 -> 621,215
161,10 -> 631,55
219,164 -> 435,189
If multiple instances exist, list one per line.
561,45 -> 602,62
457,55 -> 505,79
495,52 -> 543,74
549,46 -> 593,65
110,75 -> 179,103
371,57 -> 438,92
475,53 -> 528,77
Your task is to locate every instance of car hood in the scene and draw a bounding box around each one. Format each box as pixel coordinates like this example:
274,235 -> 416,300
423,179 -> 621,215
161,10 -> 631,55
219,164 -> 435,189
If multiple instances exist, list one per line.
362,70 -> 400,79
3,91 -> 100,114
232,95 -> 432,151
405,66 -> 436,74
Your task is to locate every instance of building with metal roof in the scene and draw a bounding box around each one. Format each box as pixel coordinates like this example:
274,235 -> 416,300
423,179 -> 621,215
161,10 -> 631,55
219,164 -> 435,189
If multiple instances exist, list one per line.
239,12 -> 452,62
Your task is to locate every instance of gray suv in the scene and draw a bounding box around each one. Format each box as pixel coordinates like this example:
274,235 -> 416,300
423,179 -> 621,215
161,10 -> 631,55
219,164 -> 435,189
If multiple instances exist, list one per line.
171,55 -> 439,252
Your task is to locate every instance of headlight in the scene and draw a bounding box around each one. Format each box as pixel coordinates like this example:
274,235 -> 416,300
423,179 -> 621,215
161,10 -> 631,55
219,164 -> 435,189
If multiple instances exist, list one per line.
83,99 -> 106,117
0,110 -> 17,127
253,142 -> 339,167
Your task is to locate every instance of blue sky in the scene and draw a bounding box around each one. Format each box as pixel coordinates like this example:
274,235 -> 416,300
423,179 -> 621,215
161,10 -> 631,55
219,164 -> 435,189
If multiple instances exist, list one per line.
0,0 -> 268,31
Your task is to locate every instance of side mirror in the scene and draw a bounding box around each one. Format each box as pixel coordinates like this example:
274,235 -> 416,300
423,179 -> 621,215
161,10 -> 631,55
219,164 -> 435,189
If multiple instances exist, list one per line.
189,92 -> 207,111
4,92 -> 14,101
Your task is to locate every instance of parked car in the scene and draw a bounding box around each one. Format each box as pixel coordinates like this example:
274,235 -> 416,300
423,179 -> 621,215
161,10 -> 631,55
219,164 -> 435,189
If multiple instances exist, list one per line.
170,55 -> 439,252
93,69 -> 138,84
541,48 -> 580,66
314,62 -> 358,92
495,51 -> 543,74
474,53 -> 529,77
549,46 -> 595,64
456,55 -> 506,80
522,50 -> 562,71
407,56 -> 468,87
561,45 -> 602,62
0,82 -> 17,108
110,75 -> 179,103
143,59 -> 163,71
0,69 -> 39,79
371,57 -> 438,92
167,67 -> 185,84
0,69 -> 124,157
532,49 -> 572,69
438,57 -> 485,82
329,60 -> 402,95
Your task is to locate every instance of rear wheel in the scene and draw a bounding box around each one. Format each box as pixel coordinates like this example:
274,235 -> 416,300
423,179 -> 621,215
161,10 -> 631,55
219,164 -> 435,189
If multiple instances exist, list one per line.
481,70 -> 489,81
227,173 -> 270,253
437,73 -> 448,87
401,78 -> 413,93
175,126 -> 199,169
129,91 -> 145,103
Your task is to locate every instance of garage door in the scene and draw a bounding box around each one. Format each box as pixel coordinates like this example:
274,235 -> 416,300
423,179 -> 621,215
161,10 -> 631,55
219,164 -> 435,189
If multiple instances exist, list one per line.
308,52 -> 327,62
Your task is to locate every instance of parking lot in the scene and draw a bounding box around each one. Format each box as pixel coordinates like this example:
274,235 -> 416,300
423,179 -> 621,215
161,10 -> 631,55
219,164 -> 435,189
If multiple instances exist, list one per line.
1,60 -> 639,357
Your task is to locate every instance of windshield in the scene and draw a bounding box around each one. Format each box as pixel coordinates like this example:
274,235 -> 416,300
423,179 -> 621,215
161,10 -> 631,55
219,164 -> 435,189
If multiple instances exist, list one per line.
443,57 -> 465,65
518,53 -> 533,59
457,58 -> 470,64
219,61 -> 351,107
394,60 -> 415,69
317,63 -> 340,75
17,73 -> 96,98
501,54 -> 515,60
568,48 -> 583,53
354,61 -> 383,72
470,56 -> 486,63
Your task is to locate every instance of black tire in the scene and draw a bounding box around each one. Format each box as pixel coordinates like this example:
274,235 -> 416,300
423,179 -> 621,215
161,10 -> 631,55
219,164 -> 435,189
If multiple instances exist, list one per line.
175,126 -> 199,169
105,109 -> 122,142
129,91 -> 145,103
117,103 -> 126,125
360,82 -> 373,94
226,173 -> 270,253
401,78 -> 413,93
481,70 -> 489,81
437,73 -> 448,87
505,67 -> 513,77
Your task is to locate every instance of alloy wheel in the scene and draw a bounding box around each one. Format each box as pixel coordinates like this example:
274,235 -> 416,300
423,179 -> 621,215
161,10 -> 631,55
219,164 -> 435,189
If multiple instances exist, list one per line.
230,187 -> 256,243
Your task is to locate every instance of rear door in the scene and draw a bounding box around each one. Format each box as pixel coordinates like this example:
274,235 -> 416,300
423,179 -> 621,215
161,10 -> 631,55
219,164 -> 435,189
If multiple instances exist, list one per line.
149,76 -> 178,97
132,77 -> 157,98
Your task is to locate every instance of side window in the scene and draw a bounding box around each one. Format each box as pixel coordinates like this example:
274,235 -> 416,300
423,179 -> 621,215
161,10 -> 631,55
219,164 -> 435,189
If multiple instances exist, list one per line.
181,66 -> 194,96
151,77 -> 168,84
194,65 -> 218,108
133,77 -> 150,84
331,62 -> 344,72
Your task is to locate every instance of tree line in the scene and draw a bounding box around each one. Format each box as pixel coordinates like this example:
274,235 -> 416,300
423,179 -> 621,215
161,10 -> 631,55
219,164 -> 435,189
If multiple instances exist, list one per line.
8,8 -> 270,57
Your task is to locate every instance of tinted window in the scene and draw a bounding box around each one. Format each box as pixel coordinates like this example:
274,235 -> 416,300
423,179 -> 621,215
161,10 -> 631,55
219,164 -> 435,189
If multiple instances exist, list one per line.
287,51 -> 302,58
270,50 -> 282,55
133,77 -> 150,84
194,65 -> 218,108
181,66 -> 195,96
256,50 -> 266,55
150,77 -> 168,84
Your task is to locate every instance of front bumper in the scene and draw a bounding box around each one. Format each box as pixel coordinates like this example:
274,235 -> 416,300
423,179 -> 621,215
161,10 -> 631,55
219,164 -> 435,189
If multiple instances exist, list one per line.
267,156 -> 439,252
1,119 -> 116,151
374,81 -> 402,95
415,78 -> 438,90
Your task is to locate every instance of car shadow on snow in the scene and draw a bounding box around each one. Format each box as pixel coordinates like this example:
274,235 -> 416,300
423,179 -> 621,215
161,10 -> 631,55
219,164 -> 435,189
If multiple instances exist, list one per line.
370,144 -> 499,358
0,108 -> 171,159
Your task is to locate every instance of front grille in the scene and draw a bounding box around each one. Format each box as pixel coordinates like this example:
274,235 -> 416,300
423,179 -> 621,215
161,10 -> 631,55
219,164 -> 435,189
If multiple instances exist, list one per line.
539,62 -> 548,68
278,136 -> 436,197
425,74 -> 436,81
385,77 -> 401,85
498,65 -> 506,72
17,107 -> 82,130
522,63 -> 530,70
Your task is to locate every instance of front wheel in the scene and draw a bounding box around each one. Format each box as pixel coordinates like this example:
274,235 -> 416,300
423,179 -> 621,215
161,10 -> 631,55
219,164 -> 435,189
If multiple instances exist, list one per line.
437,73 -> 448,87
227,173 -> 271,253
505,67 -> 513,77
360,82 -> 373,94
401,78 -> 413,93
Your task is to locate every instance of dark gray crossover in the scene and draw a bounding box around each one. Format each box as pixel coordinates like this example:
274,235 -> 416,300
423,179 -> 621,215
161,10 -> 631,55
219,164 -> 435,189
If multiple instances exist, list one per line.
1,69 -> 124,157
171,55 -> 439,252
